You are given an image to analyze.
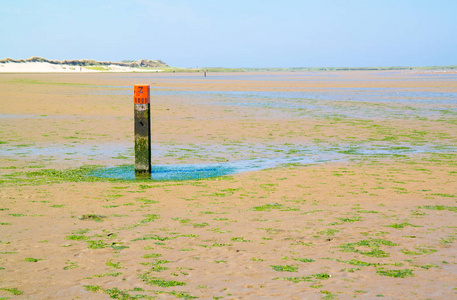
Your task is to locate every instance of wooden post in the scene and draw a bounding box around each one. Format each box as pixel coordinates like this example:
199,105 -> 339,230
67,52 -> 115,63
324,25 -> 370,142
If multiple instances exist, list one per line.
134,85 -> 151,177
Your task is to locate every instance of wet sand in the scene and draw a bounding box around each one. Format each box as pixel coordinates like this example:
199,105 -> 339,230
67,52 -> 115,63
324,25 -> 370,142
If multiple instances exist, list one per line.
1,71 -> 456,299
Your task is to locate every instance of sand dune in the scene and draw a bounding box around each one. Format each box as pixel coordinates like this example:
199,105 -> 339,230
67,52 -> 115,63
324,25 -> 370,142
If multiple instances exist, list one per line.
0,57 -> 167,73
0,62 -> 165,73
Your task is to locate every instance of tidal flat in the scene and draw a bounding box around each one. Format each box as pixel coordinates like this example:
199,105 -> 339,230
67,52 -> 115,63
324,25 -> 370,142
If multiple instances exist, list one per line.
0,71 -> 456,299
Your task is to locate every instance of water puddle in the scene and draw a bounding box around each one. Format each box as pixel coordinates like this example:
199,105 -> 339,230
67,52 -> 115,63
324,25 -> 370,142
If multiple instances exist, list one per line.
90,164 -> 235,181
86,144 -> 453,181
0,114 -> 128,120
76,87 -> 457,120
89,156 -> 333,181
0,143 -> 131,163
3,142 -> 448,163
121,73 -> 339,81
1,141 -> 454,181
84,86 -> 457,105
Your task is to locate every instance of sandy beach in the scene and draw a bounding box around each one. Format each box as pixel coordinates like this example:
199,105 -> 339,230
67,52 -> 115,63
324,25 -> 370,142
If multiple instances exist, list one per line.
0,71 -> 456,299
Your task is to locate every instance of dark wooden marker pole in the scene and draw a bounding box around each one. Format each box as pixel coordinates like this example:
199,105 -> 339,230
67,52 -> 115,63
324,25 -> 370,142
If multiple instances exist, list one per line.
134,85 -> 151,178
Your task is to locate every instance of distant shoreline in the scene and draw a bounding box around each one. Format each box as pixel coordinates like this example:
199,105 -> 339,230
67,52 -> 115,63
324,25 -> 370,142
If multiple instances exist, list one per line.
1,56 -> 456,73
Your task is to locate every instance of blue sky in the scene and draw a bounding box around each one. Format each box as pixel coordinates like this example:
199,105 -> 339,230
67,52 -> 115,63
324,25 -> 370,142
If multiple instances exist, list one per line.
1,0 -> 456,67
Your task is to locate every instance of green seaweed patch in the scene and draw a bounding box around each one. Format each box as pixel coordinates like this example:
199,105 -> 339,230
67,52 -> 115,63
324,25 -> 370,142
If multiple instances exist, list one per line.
50,204 -> 65,208
418,205 -> 457,213
252,203 -> 282,211
136,198 -> 159,204
132,235 -> 174,242
192,222 -> 210,228
102,205 -> 120,208
143,253 -> 163,259
341,259 -> 381,267
321,290 -> 338,300
431,193 -> 456,198
384,222 -> 421,229
400,246 -> 437,256
64,261 -> 78,270
106,260 -> 122,269
356,210 -> 379,214
87,240 -> 108,249
139,274 -> 186,287
83,285 -> 152,299
24,257 -> 42,262
0,287 -> 23,295
292,258 -> 315,263
93,272 -> 122,278
83,285 -> 101,292
339,238 -> 398,257
21,165 -> 105,185
111,244 -> 129,250
109,288 -> 156,299
337,216 -> 362,222
141,259 -> 171,272
376,268 -> 414,278
139,184 -> 154,189
274,273 -> 331,283
201,243 -> 233,248
251,203 -> 298,211
137,214 -> 160,225
83,285 -> 196,299
103,288 -> 150,299
231,237 -> 251,242
318,228 -> 340,236
5,164 -> 205,186
270,265 -> 299,272
77,214 -> 106,222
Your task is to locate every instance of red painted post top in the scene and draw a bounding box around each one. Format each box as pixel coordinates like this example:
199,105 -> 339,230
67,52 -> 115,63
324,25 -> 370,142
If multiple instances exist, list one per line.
134,85 -> 150,104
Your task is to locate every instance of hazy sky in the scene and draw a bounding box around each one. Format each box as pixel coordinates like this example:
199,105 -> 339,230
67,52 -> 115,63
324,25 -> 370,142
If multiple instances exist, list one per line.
1,0 -> 456,68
